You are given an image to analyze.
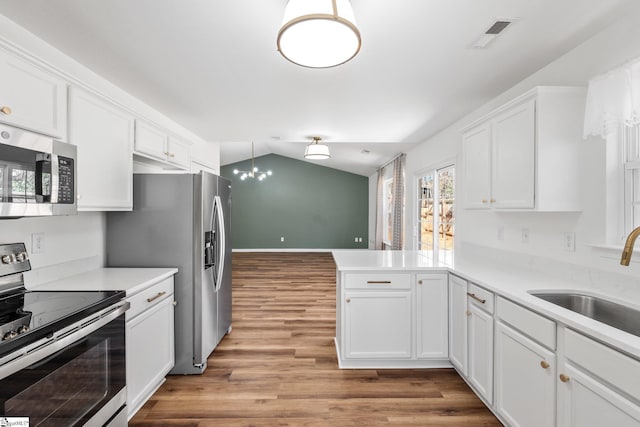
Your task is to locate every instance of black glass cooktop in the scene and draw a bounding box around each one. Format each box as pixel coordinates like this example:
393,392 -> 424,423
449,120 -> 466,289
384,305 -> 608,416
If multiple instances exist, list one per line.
0,289 -> 125,358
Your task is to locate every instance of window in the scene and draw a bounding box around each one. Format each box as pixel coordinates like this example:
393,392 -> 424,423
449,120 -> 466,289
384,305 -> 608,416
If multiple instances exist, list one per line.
417,165 -> 455,266
377,155 -> 406,250
624,123 -> 640,234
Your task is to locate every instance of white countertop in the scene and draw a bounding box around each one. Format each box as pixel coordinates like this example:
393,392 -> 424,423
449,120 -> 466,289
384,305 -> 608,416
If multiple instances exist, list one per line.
332,250 -> 445,270
333,249 -> 640,360
28,267 -> 178,297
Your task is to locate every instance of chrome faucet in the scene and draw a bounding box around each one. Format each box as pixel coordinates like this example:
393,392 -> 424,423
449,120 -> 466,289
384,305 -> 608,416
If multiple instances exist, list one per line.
621,226 -> 640,265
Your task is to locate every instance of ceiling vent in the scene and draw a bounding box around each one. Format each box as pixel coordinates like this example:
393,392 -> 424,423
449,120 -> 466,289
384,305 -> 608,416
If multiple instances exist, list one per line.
472,18 -> 517,49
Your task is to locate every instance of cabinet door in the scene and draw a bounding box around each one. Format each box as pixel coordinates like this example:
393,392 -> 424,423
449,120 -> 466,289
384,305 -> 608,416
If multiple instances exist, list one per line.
468,303 -> 494,404
69,87 -> 134,210
126,295 -> 175,418
416,273 -> 448,359
449,275 -> 468,374
0,49 -> 67,139
135,120 -> 167,160
558,363 -> 640,427
495,321 -> 555,427
492,99 -> 535,208
167,137 -> 191,169
462,122 -> 492,209
344,291 -> 412,359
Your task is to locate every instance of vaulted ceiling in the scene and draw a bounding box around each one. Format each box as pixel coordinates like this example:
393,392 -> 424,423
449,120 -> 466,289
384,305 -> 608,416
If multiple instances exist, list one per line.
0,0 -> 633,175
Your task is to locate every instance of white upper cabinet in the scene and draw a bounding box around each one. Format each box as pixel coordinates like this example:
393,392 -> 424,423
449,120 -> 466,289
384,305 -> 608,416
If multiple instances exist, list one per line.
462,123 -> 492,209
0,48 -> 67,139
491,99 -> 536,209
463,86 -> 585,211
167,136 -> 191,169
69,87 -> 134,211
135,120 -> 167,159
134,120 -> 192,170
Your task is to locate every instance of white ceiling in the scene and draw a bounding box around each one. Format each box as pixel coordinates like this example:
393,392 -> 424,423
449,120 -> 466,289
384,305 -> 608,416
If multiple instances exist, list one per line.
0,0 -> 633,176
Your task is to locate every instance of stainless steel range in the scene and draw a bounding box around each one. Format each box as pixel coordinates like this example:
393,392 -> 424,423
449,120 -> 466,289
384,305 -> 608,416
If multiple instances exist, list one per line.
0,243 -> 129,426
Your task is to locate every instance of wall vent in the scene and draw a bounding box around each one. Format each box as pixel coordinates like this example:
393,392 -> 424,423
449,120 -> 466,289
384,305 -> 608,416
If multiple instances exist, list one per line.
485,20 -> 512,35
472,18 -> 518,49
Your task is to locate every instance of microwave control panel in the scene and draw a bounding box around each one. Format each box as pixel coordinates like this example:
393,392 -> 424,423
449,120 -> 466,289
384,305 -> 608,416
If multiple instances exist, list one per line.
58,156 -> 75,204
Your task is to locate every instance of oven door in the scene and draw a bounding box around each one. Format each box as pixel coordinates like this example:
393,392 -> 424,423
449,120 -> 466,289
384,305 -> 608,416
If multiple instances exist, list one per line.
0,313 -> 126,426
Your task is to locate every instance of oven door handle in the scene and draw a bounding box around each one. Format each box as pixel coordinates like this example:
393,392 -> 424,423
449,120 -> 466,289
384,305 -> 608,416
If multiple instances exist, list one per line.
0,301 -> 129,380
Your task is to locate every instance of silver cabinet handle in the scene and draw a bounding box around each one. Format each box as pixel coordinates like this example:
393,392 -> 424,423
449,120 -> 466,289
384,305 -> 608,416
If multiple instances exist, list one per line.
367,280 -> 391,284
467,292 -> 486,304
147,291 -> 167,303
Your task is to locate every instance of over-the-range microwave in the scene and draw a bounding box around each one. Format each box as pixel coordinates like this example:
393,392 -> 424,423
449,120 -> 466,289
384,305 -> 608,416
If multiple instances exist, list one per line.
0,123 -> 76,218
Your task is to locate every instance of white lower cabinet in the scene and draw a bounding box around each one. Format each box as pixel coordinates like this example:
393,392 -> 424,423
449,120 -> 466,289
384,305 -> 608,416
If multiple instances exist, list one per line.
449,274 -> 468,374
495,321 -> 556,427
126,277 -> 175,419
557,328 -> 640,427
559,363 -> 640,427
468,302 -> 494,403
337,271 -> 449,367
416,273 -> 448,359
448,275 -> 494,404
344,291 -> 412,359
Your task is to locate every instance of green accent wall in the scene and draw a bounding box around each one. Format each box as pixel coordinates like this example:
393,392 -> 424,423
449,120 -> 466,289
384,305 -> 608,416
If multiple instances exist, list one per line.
221,154 -> 368,249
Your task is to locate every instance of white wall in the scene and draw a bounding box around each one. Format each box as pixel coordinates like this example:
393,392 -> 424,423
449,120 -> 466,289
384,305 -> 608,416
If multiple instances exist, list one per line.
395,2 -> 640,275
0,212 -> 105,270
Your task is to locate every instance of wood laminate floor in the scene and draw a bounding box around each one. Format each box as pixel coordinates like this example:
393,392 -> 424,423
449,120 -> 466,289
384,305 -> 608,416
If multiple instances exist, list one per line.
130,252 -> 502,426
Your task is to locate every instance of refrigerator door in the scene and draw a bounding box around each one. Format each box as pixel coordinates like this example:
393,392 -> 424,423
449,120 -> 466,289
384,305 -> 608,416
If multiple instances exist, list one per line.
216,176 -> 232,343
194,172 -> 219,368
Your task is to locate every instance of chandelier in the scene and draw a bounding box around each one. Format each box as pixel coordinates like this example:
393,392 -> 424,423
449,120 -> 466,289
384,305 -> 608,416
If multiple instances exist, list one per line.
233,142 -> 273,181
277,0 -> 361,68
304,137 -> 331,160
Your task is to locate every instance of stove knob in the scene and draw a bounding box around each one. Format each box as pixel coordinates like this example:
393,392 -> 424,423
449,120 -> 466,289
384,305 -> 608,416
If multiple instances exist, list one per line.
17,325 -> 29,334
2,330 -> 17,341
15,252 -> 27,262
1,255 -> 11,264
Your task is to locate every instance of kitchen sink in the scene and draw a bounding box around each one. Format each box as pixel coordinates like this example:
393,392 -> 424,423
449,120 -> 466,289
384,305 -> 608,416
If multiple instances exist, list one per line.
530,292 -> 640,338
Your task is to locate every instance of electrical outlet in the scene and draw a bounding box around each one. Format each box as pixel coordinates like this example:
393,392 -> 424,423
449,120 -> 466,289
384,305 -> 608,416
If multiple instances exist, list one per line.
280,236 -> 285,242
32,233 -> 45,254
521,228 -> 530,244
354,237 -> 358,242
359,237 -> 363,243
563,232 -> 576,251
497,226 -> 504,241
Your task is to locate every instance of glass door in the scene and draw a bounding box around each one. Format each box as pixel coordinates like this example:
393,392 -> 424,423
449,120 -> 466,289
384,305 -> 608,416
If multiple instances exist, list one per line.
417,165 -> 455,266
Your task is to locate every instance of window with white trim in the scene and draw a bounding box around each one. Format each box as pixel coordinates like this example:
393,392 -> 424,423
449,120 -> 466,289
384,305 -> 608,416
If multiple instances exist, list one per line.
417,164 -> 455,266
624,123 -> 640,234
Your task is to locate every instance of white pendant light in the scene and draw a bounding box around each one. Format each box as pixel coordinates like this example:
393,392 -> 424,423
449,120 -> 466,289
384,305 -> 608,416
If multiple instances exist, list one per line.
277,0 -> 361,68
304,137 -> 331,159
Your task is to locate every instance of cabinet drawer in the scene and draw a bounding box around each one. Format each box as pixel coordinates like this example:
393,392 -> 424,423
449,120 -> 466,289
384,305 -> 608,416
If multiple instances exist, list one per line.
344,273 -> 411,290
127,277 -> 174,320
565,328 -> 640,402
497,297 -> 556,350
468,283 -> 494,313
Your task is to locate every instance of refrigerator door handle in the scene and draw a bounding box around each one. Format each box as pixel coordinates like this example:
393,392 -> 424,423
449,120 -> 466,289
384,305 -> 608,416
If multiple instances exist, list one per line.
213,195 -> 226,291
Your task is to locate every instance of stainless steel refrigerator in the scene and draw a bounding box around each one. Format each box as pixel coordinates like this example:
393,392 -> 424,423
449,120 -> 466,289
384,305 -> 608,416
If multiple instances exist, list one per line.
106,172 -> 232,375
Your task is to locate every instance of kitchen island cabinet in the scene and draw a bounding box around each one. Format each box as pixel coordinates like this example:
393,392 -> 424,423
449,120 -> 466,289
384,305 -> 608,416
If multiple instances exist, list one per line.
333,251 -> 449,368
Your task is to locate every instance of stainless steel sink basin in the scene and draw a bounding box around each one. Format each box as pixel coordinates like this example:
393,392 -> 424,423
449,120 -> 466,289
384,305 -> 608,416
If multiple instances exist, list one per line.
530,292 -> 640,337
